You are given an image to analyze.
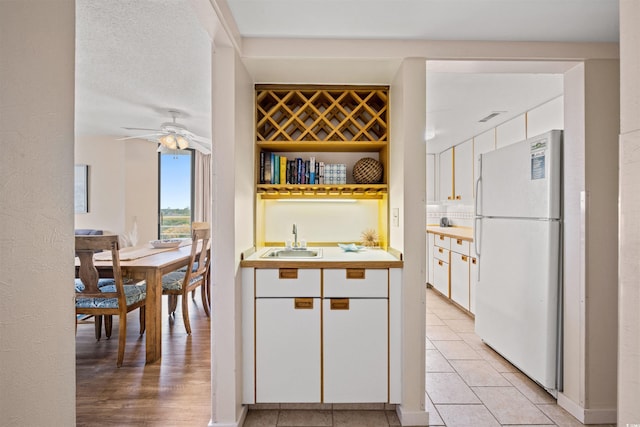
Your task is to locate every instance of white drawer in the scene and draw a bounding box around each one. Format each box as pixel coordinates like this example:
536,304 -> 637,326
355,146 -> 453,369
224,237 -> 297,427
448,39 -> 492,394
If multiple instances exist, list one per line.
323,268 -> 388,298
256,268 -> 321,297
451,238 -> 470,256
434,246 -> 450,263
434,234 -> 450,250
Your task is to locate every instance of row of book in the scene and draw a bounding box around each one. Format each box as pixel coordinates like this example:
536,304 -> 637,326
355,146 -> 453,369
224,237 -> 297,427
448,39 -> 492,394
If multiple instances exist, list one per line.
259,152 -> 347,185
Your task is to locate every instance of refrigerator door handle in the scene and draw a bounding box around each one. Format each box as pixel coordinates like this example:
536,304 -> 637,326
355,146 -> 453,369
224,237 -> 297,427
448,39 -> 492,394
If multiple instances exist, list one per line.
475,156 -> 482,217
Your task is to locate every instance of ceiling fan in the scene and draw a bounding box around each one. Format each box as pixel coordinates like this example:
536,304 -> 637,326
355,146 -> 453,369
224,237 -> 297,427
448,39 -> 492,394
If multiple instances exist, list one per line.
118,110 -> 211,155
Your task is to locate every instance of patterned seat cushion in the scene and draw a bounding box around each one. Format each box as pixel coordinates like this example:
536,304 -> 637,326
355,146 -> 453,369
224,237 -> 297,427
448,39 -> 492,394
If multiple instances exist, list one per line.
74,278 -> 115,292
162,271 -> 203,291
75,282 -> 147,309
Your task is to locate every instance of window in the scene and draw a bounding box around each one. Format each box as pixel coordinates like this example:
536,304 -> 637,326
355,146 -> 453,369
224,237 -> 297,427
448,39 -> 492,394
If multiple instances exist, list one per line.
159,150 -> 194,239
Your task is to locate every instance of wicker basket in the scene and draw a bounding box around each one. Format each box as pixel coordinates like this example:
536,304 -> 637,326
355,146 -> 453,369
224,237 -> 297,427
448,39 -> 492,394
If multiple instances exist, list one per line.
353,157 -> 383,184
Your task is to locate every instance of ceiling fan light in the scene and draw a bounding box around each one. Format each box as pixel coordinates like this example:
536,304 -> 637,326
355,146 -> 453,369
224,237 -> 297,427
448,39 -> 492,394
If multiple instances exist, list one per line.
176,136 -> 189,150
159,134 -> 177,150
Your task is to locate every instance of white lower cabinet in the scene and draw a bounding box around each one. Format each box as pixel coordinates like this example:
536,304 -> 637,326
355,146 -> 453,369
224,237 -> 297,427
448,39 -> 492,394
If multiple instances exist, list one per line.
248,267 -> 394,404
256,298 -> 321,402
323,298 -> 388,402
433,257 -> 450,296
450,252 -> 470,310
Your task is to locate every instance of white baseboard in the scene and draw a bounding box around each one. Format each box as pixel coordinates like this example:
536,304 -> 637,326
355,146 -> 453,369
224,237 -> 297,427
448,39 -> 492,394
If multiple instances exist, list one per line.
396,405 -> 429,426
208,405 -> 248,427
557,393 -> 617,424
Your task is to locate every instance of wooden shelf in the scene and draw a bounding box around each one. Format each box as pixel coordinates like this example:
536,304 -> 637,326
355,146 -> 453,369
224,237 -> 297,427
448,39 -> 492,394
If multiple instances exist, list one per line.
257,184 -> 387,199
256,141 -> 387,153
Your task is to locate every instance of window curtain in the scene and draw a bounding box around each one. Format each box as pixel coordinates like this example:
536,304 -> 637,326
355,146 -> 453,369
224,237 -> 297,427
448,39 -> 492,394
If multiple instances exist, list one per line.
194,151 -> 212,224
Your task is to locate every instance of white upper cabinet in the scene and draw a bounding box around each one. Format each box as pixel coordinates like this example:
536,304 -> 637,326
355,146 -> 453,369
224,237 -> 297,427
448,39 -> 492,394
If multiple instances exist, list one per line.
426,153 -> 437,203
453,140 -> 473,203
527,96 -> 564,138
496,114 -> 526,148
474,131 -> 496,197
438,148 -> 454,201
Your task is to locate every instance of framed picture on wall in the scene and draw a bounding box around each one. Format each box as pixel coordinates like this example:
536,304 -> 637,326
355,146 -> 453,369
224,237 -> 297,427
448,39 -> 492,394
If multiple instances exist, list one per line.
74,164 -> 88,213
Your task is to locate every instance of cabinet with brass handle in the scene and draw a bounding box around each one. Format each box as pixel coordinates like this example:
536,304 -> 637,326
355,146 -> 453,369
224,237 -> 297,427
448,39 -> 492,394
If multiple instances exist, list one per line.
450,238 -> 471,311
323,268 -> 388,403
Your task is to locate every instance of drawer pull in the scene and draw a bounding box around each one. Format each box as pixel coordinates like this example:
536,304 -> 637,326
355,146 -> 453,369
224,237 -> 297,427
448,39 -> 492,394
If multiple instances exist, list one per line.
472,258 -> 477,265
279,268 -> 298,279
346,268 -> 365,279
439,235 -> 445,240
456,239 -> 462,245
330,298 -> 349,310
438,248 -> 443,254
438,260 -> 443,266
462,255 -> 468,261
294,298 -> 313,309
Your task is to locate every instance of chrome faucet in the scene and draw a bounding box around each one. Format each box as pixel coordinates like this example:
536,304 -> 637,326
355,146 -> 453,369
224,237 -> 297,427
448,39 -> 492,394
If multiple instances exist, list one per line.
292,224 -> 298,248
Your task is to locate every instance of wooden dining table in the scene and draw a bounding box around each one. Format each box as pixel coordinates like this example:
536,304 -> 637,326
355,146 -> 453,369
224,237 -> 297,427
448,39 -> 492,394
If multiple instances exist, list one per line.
87,241 -> 201,364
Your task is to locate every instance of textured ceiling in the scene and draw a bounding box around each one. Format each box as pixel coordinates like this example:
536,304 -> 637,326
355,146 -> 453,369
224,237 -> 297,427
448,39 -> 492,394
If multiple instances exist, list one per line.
74,0 -> 618,150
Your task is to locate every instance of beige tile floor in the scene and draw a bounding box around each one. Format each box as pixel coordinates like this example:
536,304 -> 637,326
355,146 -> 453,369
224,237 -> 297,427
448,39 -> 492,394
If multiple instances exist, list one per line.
243,287 -> 617,427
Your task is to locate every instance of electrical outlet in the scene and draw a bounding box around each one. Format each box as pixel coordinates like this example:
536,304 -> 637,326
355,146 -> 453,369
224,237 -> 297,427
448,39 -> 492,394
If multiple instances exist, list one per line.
392,208 -> 399,227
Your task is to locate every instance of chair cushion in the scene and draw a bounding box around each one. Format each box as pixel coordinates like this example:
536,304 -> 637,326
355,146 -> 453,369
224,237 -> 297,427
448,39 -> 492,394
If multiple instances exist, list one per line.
76,283 -> 147,309
176,261 -> 199,273
74,229 -> 103,235
74,278 -> 115,292
162,271 -> 203,291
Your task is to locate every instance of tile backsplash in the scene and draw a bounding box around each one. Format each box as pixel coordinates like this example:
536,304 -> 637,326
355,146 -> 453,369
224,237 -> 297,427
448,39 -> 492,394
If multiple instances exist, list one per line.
427,204 -> 474,228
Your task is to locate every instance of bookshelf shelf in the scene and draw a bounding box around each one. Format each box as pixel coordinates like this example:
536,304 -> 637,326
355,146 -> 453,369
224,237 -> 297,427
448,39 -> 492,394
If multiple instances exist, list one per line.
257,184 -> 387,199
255,84 -> 389,200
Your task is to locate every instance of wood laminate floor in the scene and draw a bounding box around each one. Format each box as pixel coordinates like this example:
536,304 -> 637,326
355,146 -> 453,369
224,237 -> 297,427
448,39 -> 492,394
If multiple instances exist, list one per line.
75,294 -> 211,426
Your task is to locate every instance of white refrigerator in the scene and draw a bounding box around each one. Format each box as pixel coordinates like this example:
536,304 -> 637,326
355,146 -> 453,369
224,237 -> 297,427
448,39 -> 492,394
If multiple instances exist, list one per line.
474,130 -> 562,395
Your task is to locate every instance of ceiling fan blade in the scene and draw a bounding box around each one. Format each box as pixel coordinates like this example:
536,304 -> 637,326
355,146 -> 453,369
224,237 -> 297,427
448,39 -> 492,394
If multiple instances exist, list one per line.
122,127 -> 160,132
187,138 -> 212,155
116,133 -> 163,141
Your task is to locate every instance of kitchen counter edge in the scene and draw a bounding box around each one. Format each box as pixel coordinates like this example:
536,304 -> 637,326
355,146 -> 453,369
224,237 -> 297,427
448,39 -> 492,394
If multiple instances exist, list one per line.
426,225 -> 474,242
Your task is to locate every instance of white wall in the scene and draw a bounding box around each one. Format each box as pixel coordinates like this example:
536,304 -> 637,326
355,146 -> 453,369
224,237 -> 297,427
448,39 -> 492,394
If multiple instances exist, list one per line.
75,136 -> 157,244
390,58 -> 429,426
0,1 -> 76,424
211,42 -> 255,426
618,1 -> 640,425
560,60 -> 619,423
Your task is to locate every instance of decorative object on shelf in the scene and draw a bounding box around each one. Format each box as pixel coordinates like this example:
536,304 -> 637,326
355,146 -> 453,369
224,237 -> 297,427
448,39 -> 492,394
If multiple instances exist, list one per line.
353,157 -> 383,184
360,228 -> 379,247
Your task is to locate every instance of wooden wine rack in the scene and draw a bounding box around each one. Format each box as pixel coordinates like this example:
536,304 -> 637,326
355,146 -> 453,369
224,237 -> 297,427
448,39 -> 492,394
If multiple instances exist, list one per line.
256,85 -> 388,143
255,84 -> 389,198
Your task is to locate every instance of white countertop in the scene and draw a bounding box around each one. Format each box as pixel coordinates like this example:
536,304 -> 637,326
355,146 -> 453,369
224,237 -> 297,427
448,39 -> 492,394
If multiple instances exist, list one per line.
241,246 -> 403,268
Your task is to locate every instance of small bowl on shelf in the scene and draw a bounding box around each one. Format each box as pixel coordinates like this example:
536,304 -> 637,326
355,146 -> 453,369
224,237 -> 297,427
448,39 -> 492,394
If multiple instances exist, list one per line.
149,239 -> 182,249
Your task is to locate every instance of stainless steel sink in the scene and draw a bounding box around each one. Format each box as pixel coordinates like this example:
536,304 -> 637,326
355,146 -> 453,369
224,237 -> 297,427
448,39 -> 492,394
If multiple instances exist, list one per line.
261,248 -> 323,259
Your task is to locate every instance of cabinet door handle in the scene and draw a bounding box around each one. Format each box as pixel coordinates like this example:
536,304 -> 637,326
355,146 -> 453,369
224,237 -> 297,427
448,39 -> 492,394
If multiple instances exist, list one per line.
279,268 -> 298,279
294,298 -> 314,309
447,196 -> 452,200
438,248 -> 443,254
456,239 -> 462,245
462,255 -> 468,262
330,298 -> 349,310
438,260 -> 443,266
439,235 -> 445,240
346,268 -> 365,279
455,195 -> 461,200
472,258 -> 477,265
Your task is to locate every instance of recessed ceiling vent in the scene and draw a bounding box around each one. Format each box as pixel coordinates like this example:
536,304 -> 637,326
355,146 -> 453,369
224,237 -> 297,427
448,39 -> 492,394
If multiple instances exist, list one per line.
478,111 -> 506,123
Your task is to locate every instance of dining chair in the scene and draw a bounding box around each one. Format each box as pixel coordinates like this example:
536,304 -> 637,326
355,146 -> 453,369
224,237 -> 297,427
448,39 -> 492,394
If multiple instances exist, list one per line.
161,222 -> 211,334
75,234 -> 147,367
